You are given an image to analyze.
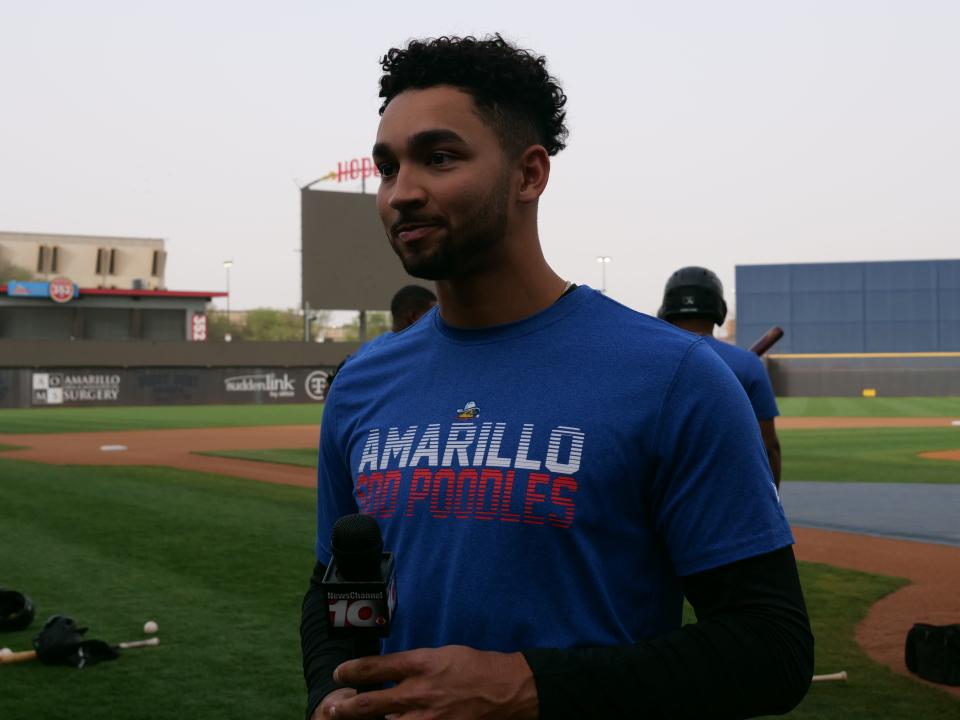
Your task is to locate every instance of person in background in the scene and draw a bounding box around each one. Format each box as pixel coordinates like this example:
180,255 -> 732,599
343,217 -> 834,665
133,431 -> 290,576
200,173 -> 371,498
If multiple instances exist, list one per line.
325,284 -> 437,393
658,265 -> 782,488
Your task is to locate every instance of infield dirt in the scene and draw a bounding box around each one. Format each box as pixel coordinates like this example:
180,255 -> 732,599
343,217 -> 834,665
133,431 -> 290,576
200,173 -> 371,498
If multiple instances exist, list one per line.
0,425 -> 319,486
2,417 -> 955,484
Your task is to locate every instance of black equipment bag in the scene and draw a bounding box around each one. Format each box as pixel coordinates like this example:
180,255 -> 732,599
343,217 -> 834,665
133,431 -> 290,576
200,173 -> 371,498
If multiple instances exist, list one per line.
32,615 -> 118,669
905,623 -> 960,686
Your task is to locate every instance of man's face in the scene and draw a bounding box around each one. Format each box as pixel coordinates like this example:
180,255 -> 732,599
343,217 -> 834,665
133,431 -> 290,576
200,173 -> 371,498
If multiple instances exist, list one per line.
373,86 -> 512,280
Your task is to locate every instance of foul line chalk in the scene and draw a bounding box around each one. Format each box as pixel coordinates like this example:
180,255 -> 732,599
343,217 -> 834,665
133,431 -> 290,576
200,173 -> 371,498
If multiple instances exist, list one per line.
100,445 -> 128,452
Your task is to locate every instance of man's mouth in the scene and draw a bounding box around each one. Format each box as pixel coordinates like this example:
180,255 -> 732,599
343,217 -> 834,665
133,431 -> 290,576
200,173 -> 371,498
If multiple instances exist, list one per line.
394,222 -> 442,243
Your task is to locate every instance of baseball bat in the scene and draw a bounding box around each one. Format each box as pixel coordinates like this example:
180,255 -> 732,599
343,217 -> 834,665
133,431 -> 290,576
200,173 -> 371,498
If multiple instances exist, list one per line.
0,636 -> 159,665
811,671 -> 847,682
748,326 -> 784,357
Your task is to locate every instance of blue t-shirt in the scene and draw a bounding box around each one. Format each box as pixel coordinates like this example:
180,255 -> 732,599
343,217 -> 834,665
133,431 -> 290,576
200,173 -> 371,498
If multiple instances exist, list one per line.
352,331 -> 394,360
703,336 -> 780,421
316,286 -> 792,655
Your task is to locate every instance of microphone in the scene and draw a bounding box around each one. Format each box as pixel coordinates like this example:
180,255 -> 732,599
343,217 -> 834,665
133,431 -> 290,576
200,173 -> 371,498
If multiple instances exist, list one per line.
321,514 -> 396,637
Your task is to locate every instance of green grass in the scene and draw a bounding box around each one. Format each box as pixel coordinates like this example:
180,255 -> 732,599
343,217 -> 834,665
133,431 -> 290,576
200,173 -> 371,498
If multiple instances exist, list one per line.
0,458 -> 315,720
0,443 -> 24,452
0,403 -> 324,434
766,563 -> 957,719
2,459 -> 958,720
199,427 -> 960,484
778,396 -> 960,417
687,563 -> 959,719
781,428 -> 960,483
0,396 -> 953,435
197,447 -> 318,468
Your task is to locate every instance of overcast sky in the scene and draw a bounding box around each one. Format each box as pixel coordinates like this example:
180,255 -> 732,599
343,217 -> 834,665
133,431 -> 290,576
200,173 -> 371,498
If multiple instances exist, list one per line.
2,1 -> 957,320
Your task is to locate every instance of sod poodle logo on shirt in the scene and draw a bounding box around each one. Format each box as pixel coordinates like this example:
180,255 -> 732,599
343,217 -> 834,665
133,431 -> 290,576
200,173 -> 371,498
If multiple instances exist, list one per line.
353,421 -> 585,528
456,401 -> 480,419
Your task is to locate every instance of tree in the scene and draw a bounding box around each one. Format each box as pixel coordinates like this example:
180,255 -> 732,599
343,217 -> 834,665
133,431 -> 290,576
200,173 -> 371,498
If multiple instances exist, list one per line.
342,311 -> 391,342
204,306 -> 330,342
205,311 -> 237,342
244,308 -> 306,341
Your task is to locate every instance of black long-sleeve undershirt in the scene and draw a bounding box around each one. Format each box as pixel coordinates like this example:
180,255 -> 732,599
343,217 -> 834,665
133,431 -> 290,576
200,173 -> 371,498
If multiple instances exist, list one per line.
524,545 -> 813,718
301,560 -> 380,719
301,545 -> 813,719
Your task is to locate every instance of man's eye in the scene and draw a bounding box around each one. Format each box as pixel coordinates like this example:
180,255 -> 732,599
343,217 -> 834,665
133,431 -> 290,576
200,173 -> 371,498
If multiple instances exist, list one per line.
377,162 -> 397,177
429,152 -> 453,166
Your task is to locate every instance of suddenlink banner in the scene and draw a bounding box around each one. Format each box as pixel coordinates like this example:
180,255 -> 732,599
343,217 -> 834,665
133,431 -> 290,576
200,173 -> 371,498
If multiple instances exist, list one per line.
224,372 -> 297,399
25,367 -> 333,407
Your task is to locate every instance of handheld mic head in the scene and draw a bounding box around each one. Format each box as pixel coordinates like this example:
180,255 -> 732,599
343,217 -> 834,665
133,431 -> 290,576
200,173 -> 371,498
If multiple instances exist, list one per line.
323,513 -> 396,638
331,513 -> 383,581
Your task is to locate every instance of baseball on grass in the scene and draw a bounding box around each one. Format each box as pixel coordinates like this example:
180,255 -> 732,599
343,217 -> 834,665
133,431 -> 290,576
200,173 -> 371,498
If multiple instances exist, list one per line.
143,620 -> 159,634
0,647 -> 12,657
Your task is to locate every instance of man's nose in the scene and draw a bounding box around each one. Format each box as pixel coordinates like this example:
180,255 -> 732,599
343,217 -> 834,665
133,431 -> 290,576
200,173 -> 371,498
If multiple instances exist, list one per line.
387,167 -> 428,209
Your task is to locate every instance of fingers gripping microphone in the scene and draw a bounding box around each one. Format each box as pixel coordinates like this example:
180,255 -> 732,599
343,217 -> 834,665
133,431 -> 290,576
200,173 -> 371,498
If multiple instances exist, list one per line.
321,514 -> 397,637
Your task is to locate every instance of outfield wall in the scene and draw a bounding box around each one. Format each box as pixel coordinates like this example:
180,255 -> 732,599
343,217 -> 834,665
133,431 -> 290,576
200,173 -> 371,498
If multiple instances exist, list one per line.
4,342 -> 958,405
767,353 -> 960,397
736,259 -> 960,353
0,340 -> 360,408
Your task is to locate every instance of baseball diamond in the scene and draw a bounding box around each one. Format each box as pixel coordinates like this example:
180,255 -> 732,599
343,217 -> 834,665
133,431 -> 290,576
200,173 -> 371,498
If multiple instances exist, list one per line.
2,407 -> 958,709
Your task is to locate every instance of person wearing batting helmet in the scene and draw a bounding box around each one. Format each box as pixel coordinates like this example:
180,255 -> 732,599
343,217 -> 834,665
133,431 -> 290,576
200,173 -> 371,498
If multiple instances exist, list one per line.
659,266 -> 782,488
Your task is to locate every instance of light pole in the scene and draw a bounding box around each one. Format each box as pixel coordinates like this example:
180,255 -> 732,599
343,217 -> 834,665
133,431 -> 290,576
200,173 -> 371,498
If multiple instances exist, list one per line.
596,256 -> 612,294
223,260 -> 233,340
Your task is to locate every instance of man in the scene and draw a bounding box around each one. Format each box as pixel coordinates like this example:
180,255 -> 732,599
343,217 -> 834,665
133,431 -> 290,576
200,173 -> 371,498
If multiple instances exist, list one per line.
658,266 -> 782,488
301,35 -> 812,720
325,284 -> 437,393
353,284 -> 438,360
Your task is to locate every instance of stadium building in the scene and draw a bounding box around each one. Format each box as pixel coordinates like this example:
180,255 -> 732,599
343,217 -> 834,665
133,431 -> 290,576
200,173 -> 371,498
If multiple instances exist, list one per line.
0,230 -> 348,408
0,231 -> 214,342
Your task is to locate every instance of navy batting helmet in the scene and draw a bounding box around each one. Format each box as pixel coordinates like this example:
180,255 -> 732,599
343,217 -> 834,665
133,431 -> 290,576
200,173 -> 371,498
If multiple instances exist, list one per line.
657,266 -> 728,326
0,588 -> 36,632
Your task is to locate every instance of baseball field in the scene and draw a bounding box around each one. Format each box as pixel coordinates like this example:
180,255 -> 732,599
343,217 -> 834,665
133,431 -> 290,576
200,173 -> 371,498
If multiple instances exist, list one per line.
1,398 -> 958,718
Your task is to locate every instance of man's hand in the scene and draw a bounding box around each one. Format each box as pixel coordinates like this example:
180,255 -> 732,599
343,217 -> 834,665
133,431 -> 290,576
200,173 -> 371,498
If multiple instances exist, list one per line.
327,645 -> 538,720
314,688 -> 358,720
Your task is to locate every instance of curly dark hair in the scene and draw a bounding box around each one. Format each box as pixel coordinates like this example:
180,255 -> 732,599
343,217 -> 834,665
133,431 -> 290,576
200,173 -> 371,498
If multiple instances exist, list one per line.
378,34 -> 568,156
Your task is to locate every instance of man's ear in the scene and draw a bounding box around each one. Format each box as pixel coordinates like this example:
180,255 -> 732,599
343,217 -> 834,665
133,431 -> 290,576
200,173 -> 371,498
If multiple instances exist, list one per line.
515,145 -> 550,204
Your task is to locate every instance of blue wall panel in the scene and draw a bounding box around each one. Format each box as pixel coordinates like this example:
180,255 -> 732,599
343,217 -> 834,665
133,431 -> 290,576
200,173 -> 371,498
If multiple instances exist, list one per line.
736,260 -> 960,352
866,290 -> 936,322
791,322 -> 864,353
864,322 -> 938,352
791,263 -> 864,292
939,261 -> 960,289
736,265 -> 791,294
940,290 -> 960,321
736,293 -> 792,325
940,321 -> 960,348
865,261 -> 937,290
792,292 -> 863,323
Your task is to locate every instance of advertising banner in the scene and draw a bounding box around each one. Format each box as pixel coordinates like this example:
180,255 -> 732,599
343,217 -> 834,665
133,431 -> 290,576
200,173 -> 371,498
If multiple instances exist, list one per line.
26,367 -> 334,407
6,280 -> 78,302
